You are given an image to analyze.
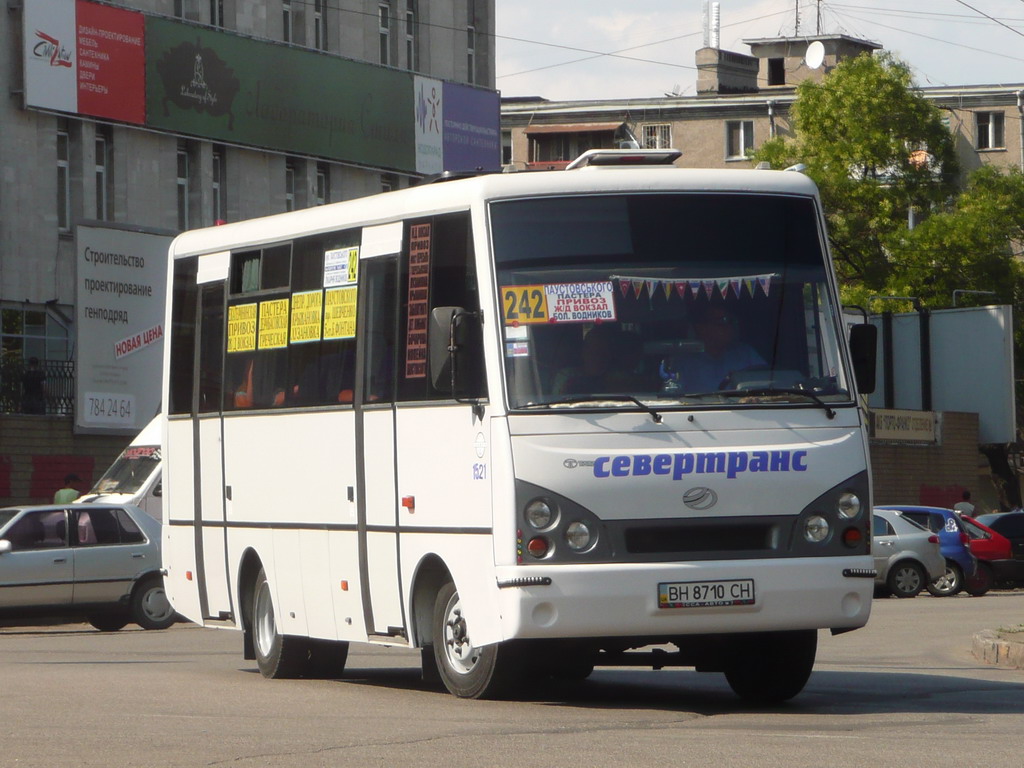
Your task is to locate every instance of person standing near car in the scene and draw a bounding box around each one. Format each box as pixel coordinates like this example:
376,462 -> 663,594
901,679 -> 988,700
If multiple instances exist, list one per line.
54,474 -> 81,503
953,490 -> 975,517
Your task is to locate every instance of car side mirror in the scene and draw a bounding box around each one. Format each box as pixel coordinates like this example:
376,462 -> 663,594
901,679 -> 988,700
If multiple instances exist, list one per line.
0,539 -> 11,555
849,323 -> 877,395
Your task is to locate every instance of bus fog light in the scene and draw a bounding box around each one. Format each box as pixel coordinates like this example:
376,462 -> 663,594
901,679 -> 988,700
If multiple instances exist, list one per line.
565,521 -> 593,551
837,493 -> 861,519
525,499 -> 555,529
804,515 -> 830,543
527,536 -> 551,558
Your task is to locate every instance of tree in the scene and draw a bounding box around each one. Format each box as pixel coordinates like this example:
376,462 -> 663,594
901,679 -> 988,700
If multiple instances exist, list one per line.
752,52 -> 960,292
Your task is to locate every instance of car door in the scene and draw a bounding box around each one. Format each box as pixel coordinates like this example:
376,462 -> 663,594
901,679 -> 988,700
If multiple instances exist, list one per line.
872,515 -> 896,575
71,507 -> 150,605
0,509 -> 73,609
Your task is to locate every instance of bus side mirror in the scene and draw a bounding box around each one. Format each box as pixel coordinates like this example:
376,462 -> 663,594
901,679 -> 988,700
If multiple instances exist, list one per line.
429,307 -> 485,400
152,481 -> 162,498
849,324 -> 877,395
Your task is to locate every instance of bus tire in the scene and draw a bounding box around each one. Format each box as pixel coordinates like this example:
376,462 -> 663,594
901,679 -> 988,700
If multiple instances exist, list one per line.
305,638 -> 350,679
723,630 -> 817,704
432,581 -> 517,699
252,567 -> 307,679
131,574 -> 177,630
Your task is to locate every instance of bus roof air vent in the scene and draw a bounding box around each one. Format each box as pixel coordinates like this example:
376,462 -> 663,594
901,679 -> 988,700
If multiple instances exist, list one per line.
565,148 -> 682,170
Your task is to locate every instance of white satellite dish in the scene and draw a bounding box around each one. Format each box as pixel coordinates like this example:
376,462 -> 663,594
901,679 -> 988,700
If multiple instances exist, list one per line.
805,40 -> 825,70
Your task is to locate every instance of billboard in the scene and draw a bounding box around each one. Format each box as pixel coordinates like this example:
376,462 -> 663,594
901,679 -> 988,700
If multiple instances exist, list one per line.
75,225 -> 172,434
23,0 -> 500,174
867,305 -> 1015,444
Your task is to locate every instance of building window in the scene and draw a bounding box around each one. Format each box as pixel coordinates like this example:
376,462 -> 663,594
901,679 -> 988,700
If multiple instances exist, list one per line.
641,124 -> 672,149
379,3 -> 391,66
176,143 -> 190,230
95,128 -> 112,221
315,163 -> 329,205
209,0 -> 223,27
467,0 -> 477,85
283,1 -> 292,43
767,58 -> 785,86
285,160 -> 296,211
57,126 -> 71,232
1,304 -> 71,365
212,146 -> 226,224
976,111 -> 1005,150
501,130 -> 512,165
405,3 -> 417,71
381,173 -> 397,193
314,0 -> 326,50
726,120 -> 754,159
174,0 -> 184,18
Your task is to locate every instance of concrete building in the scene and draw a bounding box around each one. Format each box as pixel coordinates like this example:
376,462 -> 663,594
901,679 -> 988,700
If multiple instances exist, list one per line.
1,0 -> 496,504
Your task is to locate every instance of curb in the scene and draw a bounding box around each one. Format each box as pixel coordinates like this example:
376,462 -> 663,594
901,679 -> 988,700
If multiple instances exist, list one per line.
972,630 -> 1024,669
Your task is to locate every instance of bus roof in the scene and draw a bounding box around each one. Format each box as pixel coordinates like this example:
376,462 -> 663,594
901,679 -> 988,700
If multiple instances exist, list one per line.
168,165 -> 821,259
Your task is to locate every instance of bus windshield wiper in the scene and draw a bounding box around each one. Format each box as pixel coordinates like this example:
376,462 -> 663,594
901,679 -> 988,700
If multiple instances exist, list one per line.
520,395 -> 663,424
713,387 -> 837,419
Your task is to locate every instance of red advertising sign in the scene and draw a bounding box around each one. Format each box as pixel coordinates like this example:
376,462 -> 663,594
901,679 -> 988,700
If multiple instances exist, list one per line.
75,0 -> 145,124
404,223 -> 432,379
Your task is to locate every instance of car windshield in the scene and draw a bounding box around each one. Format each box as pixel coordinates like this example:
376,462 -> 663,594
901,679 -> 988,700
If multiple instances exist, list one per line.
89,446 -> 160,495
490,193 -> 851,412
0,509 -> 19,532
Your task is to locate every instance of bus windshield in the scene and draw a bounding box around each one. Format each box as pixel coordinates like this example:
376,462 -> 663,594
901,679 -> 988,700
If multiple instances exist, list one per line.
490,192 -> 851,412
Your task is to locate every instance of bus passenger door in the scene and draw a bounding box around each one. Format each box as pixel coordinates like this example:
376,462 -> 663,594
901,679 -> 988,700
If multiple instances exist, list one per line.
355,249 -> 406,638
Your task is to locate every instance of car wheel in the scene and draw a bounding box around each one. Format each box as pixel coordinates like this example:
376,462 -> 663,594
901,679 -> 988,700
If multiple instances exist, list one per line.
432,581 -> 521,699
131,574 -> 177,630
886,561 -> 925,598
965,562 -> 993,597
926,562 -> 964,597
723,630 -> 817,704
251,567 -> 308,679
88,614 -> 130,632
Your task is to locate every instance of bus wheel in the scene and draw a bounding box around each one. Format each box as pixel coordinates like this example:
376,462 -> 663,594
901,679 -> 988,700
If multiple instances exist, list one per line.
305,638 -> 350,679
432,582 -> 516,699
252,568 -> 306,679
723,630 -> 817,704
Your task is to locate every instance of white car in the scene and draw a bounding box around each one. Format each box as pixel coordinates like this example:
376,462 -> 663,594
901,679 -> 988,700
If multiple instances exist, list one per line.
0,503 -> 175,630
872,507 -> 946,598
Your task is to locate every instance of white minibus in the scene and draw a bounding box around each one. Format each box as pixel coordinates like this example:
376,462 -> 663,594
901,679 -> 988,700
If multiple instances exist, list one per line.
162,149 -> 877,702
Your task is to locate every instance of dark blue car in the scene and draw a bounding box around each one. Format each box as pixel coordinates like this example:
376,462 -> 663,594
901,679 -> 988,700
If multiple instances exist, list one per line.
875,506 -> 978,596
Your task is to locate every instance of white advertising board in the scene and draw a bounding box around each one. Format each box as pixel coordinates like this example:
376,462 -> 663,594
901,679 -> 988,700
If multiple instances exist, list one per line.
867,305 -> 1015,444
75,225 -> 172,434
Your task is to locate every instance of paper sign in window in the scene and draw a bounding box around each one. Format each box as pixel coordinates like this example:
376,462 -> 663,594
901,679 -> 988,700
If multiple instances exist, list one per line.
290,290 -> 323,344
404,223 -> 431,379
227,303 -> 257,353
324,286 -> 358,340
258,298 -> 290,350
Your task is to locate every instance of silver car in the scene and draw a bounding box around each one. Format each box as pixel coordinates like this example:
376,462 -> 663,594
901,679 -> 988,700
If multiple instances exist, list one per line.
873,507 -> 946,598
0,503 -> 175,630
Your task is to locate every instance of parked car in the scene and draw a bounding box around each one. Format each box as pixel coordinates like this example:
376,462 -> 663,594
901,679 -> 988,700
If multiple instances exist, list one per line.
872,508 -> 946,597
0,503 -> 175,631
971,512 -> 1024,587
876,505 -> 979,596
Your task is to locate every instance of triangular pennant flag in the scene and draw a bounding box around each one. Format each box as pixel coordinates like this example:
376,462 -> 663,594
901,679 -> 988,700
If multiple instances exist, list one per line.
676,282 -> 689,299
690,281 -> 701,298
717,279 -> 730,299
632,280 -> 644,299
758,276 -> 772,296
663,281 -> 674,300
619,279 -> 631,297
703,281 -> 715,299
646,279 -> 658,297
743,278 -> 755,297
730,279 -> 741,298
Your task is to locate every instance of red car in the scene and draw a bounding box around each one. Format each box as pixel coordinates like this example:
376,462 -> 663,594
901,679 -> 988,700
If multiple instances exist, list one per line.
962,515 -> 1024,591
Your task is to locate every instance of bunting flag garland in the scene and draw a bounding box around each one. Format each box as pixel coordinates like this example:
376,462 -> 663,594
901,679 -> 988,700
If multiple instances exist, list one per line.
607,273 -> 779,301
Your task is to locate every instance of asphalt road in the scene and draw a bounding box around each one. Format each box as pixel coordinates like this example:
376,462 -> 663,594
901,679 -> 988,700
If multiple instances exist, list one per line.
2,592 -> 1023,768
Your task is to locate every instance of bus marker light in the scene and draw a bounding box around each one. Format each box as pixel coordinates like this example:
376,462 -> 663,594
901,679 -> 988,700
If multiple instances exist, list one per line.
340,580 -> 349,591
186,571 -> 193,581
402,495 -> 415,512
841,527 -> 863,548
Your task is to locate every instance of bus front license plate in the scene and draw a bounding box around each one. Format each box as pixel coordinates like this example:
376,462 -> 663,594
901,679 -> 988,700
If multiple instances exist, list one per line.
658,579 -> 755,609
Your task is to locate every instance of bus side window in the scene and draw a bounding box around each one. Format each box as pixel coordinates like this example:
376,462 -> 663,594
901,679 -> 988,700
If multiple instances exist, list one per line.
169,258 -> 198,415
397,212 -> 486,402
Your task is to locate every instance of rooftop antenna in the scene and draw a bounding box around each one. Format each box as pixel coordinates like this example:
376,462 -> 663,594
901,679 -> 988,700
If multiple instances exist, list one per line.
710,2 -> 720,49
794,0 -> 800,36
702,1 -> 709,48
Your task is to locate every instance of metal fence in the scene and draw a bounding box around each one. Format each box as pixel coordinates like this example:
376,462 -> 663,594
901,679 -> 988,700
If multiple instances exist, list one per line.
0,359 -> 75,415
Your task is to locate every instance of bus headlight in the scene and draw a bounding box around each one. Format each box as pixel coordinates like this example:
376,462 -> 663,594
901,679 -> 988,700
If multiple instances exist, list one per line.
525,499 -> 556,529
837,492 -> 861,519
803,515 -> 830,543
565,521 -> 593,551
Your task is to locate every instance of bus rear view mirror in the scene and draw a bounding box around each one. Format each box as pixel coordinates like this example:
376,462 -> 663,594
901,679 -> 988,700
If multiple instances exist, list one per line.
430,307 -> 486,402
429,306 -> 460,391
848,324 -> 877,395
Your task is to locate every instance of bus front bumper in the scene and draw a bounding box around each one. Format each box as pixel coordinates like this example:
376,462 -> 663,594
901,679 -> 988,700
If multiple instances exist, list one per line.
494,556 -> 874,641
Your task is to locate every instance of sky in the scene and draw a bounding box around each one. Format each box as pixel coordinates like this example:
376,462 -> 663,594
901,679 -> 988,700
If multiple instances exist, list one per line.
494,0 -> 1024,101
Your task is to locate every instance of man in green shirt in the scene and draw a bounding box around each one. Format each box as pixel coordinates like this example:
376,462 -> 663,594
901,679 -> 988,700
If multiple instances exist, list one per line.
54,474 -> 81,504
